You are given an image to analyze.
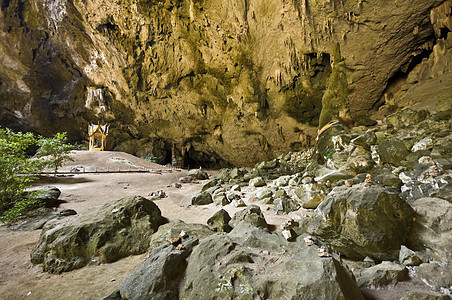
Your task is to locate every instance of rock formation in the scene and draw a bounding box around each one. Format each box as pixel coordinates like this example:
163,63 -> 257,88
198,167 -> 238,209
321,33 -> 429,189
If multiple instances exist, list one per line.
115,222 -> 365,299
1,0 -> 450,166
30,196 -> 166,273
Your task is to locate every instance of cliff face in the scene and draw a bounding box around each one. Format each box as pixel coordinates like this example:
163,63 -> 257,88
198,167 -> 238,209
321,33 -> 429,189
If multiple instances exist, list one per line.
0,0 -> 450,166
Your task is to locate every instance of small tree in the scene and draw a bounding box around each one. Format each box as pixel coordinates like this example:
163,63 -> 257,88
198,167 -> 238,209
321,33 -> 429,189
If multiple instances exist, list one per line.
37,132 -> 74,176
0,128 -> 44,223
0,129 -> 74,224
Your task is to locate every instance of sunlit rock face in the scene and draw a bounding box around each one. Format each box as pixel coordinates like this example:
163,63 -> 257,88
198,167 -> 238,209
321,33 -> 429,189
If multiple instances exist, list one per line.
0,0 -> 447,166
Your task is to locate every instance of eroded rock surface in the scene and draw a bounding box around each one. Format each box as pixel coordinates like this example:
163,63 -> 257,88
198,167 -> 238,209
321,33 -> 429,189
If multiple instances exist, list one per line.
307,186 -> 415,261
1,0 -> 450,166
30,196 -> 165,273
115,222 -> 364,299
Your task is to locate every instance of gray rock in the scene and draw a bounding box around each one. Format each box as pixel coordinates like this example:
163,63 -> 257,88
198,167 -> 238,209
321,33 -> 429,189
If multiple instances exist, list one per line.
351,131 -> 377,149
434,158 -> 452,170
180,222 -> 364,299
148,220 -> 214,251
149,190 -> 166,199
229,205 -> 267,229
400,290 -> 452,300
409,198 -> 452,264
307,186 -> 415,260
399,245 -> 423,266
292,184 -> 327,209
30,196 -> 165,273
212,190 -> 230,206
256,160 -> 277,170
191,192 -> 213,205
226,191 -> 241,202
402,150 -> 431,169
373,170 -> 403,190
203,185 -> 222,195
207,209 -> 232,233
273,189 -> 288,199
187,169 -> 209,180
432,183 -> 452,202
274,197 -> 301,214
272,175 -> 292,187
231,199 -> 246,207
179,176 -> 194,183
255,187 -> 273,202
417,262 -> 452,291
119,237 -> 199,300
378,139 -> 410,166
412,137 -> 434,152
201,178 -> 221,192
225,168 -> 247,182
11,208 -> 60,231
357,261 -> 409,289
345,155 -> 375,174
229,184 -> 241,192
35,186 -> 61,207
59,209 -> 77,217
249,176 -> 266,187
386,109 -> 430,128
313,166 -> 354,184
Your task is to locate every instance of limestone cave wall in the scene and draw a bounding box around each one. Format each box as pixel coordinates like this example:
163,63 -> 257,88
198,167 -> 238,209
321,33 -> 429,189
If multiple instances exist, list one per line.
0,0 -> 449,166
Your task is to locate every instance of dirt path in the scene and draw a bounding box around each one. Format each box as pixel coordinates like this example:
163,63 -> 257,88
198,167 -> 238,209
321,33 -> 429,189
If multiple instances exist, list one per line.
0,151 -> 291,300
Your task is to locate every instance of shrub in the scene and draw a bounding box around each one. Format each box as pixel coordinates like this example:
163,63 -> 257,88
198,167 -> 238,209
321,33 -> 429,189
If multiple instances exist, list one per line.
37,132 -> 74,176
0,128 -> 73,224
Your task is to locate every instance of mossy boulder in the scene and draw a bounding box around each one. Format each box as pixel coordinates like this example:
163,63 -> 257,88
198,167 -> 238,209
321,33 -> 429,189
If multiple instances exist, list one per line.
378,139 -> 410,166
229,205 -> 267,229
180,222 -> 364,299
307,186 -> 415,260
148,219 -> 215,252
30,196 -> 166,273
408,198 -> 452,264
207,209 -> 232,233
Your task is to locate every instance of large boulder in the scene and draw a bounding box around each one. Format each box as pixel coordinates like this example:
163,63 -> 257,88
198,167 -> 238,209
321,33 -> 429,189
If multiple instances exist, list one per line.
416,262 -> 452,292
191,192 -> 213,205
307,186 -> 415,260
292,184 -> 327,209
409,197 -> 452,264
34,186 -> 62,207
249,176 -> 266,187
119,237 -> 199,300
207,209 -> 232,233
187,169 -> 209,180
356,261 -> 409,289
377,139 -> 410,166
30,196 -> 165,273
180,222 -> 364,299
148,219 -> 215,251
229,205 -> 268,229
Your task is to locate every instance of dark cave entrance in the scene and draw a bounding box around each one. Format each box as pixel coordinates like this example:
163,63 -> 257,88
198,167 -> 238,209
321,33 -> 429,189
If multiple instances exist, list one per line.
168,143 -> 231,170
374,48 -> 433,110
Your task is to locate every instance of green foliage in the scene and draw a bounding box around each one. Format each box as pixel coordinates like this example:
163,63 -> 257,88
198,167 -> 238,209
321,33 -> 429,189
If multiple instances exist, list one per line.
0,128 -> 43,221
0,128 -> 74,224
37,132 -> 74,176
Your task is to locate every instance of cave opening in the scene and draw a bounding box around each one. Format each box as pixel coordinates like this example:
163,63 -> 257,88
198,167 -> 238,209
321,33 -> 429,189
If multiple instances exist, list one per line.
1,0 -> 11,10
439,26 -> 451,40
176,146 -> 231,170
374,48 -> 433,110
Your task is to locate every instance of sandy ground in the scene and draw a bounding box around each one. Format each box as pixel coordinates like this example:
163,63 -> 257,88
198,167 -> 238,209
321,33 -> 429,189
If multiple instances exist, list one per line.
0,151 -> 290,300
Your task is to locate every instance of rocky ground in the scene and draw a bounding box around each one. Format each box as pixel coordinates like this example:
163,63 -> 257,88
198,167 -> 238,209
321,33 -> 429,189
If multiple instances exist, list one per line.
1,105 -> 451,299
0,151 -> 289,299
